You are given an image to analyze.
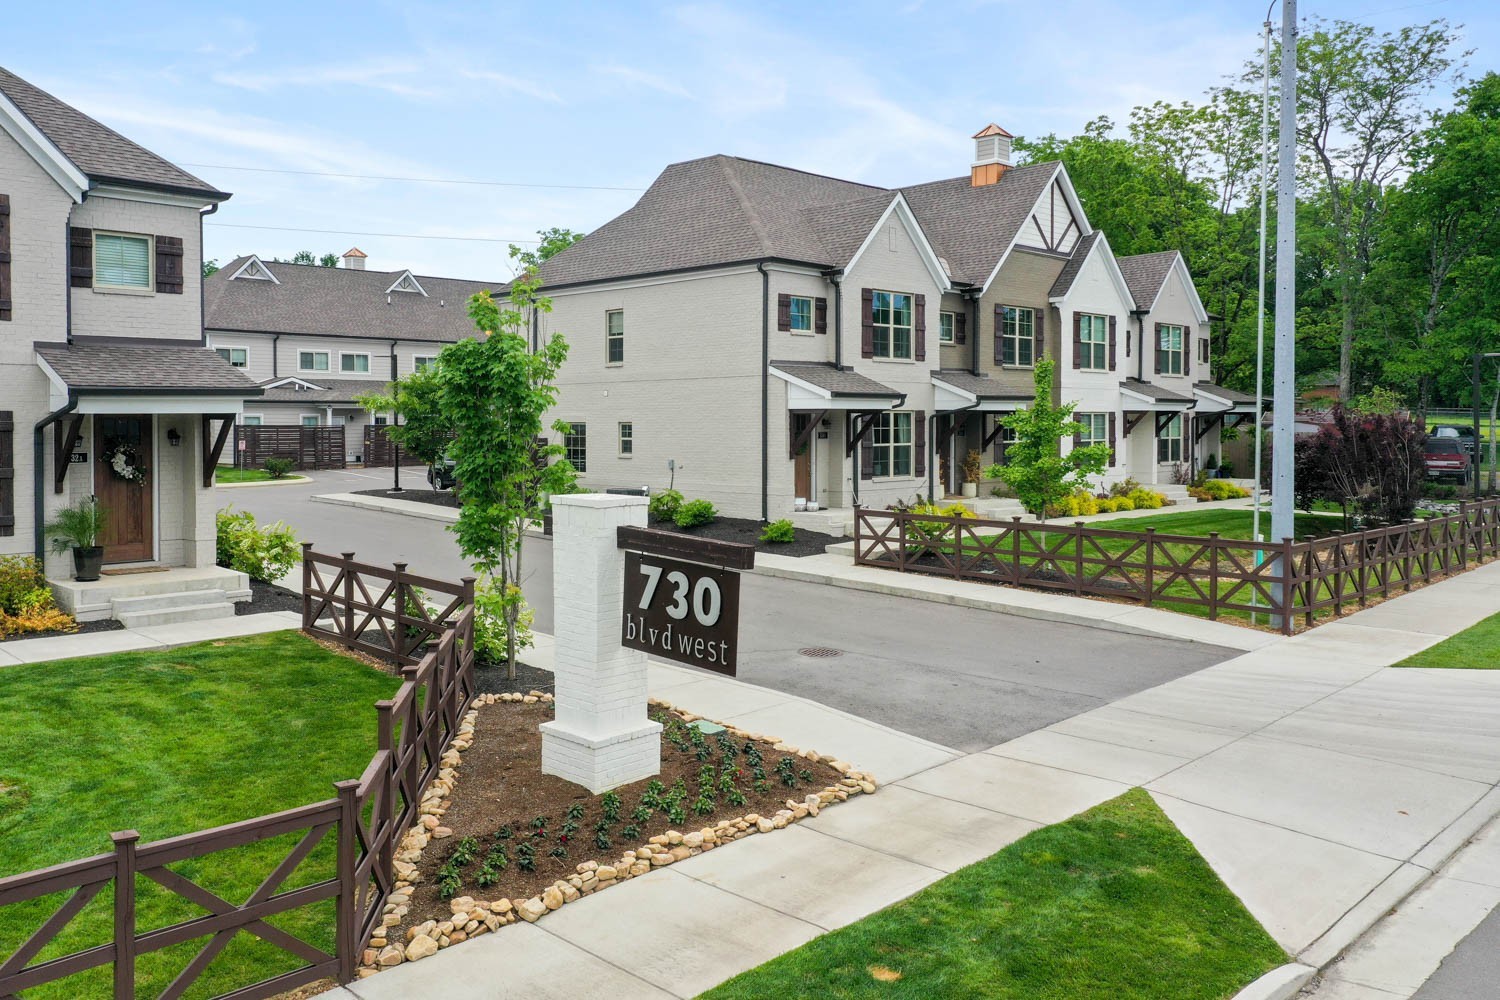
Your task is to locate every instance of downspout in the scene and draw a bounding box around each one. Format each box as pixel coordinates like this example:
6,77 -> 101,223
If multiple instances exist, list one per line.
198,203 -> 219,346
272,334 -> 280,378
33,397 -> 78,561
968,289 -> 981,377
757,263 -> 770,523
1134,311 -> 1148,382
826,270 -> 844,369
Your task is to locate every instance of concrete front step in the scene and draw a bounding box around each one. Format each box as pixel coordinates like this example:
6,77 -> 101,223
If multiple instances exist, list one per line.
115,598 -> 237,630
112,588 -> 229,615
50,566 -> 252,622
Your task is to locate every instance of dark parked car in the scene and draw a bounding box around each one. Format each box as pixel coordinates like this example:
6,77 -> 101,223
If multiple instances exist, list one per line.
1424,437 -> 1472,483
1432,424 -> 1477,455
427,455 -> 458,491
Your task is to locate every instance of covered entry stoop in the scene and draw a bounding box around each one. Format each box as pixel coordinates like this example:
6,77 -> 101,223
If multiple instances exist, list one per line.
50,566 -> 251,625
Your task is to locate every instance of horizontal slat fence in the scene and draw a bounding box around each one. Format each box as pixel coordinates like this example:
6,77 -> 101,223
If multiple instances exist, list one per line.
236,426 -> 346,471
0,550 -> 475,999
854,497 -> 1500,634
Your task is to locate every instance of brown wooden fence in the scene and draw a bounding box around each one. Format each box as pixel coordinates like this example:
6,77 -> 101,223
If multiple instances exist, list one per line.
853,497 -> 1500,634
0,551 -> 475,999
236,425 -> 346,471
362,424 -> 395,468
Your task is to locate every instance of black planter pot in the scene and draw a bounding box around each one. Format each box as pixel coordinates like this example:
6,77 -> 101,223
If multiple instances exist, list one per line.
72,546 -> 104,582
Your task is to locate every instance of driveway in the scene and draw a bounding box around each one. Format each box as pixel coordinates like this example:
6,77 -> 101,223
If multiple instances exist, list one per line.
226,469 -> 1239,752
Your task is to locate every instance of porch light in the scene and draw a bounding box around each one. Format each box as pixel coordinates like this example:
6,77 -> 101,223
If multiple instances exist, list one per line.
167,428 -> 182,447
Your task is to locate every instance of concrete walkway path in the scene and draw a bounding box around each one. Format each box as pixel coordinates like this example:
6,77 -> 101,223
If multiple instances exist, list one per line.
321,560 -> 1500,1000
0,610 -> 302,667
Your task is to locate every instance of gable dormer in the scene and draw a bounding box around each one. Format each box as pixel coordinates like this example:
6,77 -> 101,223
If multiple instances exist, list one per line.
385,270 -> 427,296
1017,172 -> 1086,258
228,255 -> 279,283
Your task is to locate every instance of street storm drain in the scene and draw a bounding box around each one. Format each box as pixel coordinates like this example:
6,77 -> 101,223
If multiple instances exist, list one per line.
798,647 -> 843,658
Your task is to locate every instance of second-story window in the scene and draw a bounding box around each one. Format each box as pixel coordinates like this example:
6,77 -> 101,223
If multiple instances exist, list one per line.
789,296 -> 813,334
341,353 -> 370,374
215,347 -> 247,368
939,311 -> 955,345
872,291 -> 913,360
606,310 -> 624,365
414,356 -> 438,372
564,423 -> 587,472
1000,307 -> 1035,367
299,351 -> 330,372
1158,325 -> 1185,376
1078,315 -> 1108,370
94,233 -> 151,290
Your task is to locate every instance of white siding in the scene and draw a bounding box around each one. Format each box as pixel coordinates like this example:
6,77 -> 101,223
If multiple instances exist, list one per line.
1054,245 -> 1133,486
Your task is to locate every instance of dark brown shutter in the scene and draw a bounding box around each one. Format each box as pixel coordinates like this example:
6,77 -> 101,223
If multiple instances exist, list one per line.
1108,316 -> 1117,371
914,412 -> 926,477
155,235 -> 184,294
955,312 -> 966,344
994,304 -> 1007,365
1071,312 -> 1082,369
860,419 -> 875,479
914,293 -> 926,362
814,296 -> 827,334
0,195 -> 10,321
0,409 -> 12,536
776,293 -> 791,332
1154,323 -> 1164,374
860,288 -> 874,358
1183,332 -> 1192,377
1033,309 -> 1045,361
1073,423 -> 1082,447
69,227 -> 92,288
1108,412 -> 1117,467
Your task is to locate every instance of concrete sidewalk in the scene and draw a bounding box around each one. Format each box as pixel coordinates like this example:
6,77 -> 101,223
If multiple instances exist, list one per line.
321,560 -> 1500,1000
0,611 -> 302,667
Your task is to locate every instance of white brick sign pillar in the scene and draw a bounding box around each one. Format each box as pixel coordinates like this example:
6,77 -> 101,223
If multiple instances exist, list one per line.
540,494 -> 663,793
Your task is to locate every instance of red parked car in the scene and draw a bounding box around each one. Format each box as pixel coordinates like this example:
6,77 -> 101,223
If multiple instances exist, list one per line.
1424,436 -> 1473,484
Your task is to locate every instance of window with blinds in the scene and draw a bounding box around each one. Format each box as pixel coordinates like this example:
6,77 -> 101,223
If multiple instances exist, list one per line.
94,233 -> 152,289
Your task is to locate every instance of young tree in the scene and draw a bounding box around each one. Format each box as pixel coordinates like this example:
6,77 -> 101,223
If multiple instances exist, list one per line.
437,270 -> 576,675
509,227 -> 586,272
985,359 -> 1112,518
353,364 -> 453,473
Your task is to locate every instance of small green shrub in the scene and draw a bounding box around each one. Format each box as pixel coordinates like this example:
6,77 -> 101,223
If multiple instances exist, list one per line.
674,499 -> 718,528
215,508 -> 300,583
648,489 -> 684,522
760,519 -> 796,544
0,555 -> 48,616
472,577 -> 534,665
1126,487 -> 1168,510
1107,478 -> 1142,498
263,457 -> 296,479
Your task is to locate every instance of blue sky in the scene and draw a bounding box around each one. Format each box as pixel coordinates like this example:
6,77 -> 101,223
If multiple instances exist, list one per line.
11,0 -> 1495,281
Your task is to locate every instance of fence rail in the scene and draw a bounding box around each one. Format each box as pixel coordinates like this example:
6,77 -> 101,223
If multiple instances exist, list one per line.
853,498 -> 1500,634
0,550 -> 476,999
236,426 -> 346,471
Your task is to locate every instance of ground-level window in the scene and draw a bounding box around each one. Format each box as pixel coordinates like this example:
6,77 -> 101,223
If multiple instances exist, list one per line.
241,415 -> 262,426
871,290 -> 914,359
1078,315 -> 1108,370
565,423 -> 587,472
414,356 -> 438,372
301,415 -> 320,428
1158,325 -> 1185,376
94,232 -> 151,289
789,296 -> 813,334
340,353 -> 370,374
299,351 -> 330,372
871,412 -> 914,477
215,346 -> 248,368
606,310 -> 624,365
618,422 -> 633,456
1157,414 -> 1184,462
1001,307 -> 1035,367
939,311 -> 955,344
1077,412 -> 1108,448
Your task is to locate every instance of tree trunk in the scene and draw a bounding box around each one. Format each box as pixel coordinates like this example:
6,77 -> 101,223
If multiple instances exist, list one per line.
1339,275 -> 1356,402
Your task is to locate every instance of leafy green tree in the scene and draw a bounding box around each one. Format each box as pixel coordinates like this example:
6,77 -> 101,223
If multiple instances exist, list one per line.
436,273 -> 576,675
353,364 -> 453,471
984,360 -> 1111,518
202,259 -> 220,277
319,252 -> 341,267
284,250 -> 341,266
509,227 -> 585,272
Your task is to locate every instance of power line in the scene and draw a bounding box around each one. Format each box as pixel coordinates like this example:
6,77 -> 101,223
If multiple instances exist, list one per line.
181,162 -> 646,193
205,222 -> 538,243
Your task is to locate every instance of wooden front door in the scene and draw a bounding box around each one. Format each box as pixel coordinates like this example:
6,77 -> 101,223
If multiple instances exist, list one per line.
792,413 -> 813,500
94,415 -> 153,563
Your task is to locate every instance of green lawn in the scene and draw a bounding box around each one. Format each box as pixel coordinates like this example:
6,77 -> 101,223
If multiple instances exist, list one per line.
214,465 -> 306,484
1085,508 -> 1334,543
1395,611 -> 1500,669
0,632 -> 399,998
703,789 -> 1286,1000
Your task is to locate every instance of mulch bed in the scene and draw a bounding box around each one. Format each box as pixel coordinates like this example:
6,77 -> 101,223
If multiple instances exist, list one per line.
236,579 -> 304,616
353,488 -> 459,509
473,661 -> 554,696
397,701 -> 842,925
648,514 -> 847,557
0,617 -> 123,644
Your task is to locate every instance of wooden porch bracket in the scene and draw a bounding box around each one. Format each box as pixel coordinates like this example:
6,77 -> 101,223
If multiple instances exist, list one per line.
935,412 -> 971,451
53,413 -> 83,494
846,412 -> 878,456
203,415 -> 235,487
1122,411 -> 1146,437
1228,412 -> 1257,430
980,414 -> 1007,450
1154,410 -> 1180,437
788,409 -> 827,460
1194,413 -> 1224,442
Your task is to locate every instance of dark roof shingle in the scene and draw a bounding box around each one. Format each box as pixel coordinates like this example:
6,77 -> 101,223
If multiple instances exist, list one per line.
931,370 -> 1031,400
1195,382 -> 1257,404
770,362 -> 903,399
1119,378 -> 1193,404
258,378 -> 390,404
1116,251 -> 1179,311
1047,231 -> 1103,299
36,340 -> 261,394
899,162 -> 1061,286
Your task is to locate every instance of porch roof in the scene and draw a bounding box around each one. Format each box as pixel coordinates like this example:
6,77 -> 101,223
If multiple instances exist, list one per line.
932,370 -> 1030,412
1119,378 -> 1194,411
769,362 -> 905,411
35,339 -> 261,414
1193,381 -> 1260,414
258,377 -> 391,404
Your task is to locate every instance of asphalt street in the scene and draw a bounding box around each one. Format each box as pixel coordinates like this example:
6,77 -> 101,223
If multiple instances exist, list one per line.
1411,908 -> 1499,1000
229,469 -> 1239,752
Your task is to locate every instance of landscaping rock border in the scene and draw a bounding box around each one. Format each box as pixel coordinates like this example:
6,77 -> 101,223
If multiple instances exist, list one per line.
357,691 -> 875,975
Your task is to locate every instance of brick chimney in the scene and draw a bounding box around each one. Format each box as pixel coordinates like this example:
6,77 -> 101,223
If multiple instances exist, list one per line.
342,247 -> 368,270
971,124 -> 1013,187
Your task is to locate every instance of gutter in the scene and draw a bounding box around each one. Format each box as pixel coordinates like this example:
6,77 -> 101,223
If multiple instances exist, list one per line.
272,333 -> 280,378
824,269 -> 844,369
198,202 -> 219,346
1132,309 -> 1149,382
33,396 -> 78,561
758,263 -> 770,523
967,289 -> 982,377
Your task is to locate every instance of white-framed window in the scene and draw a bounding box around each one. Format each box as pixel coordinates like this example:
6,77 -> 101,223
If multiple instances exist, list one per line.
241,414 -> 263,426
1000,306 -> 1035,367
215,346 -> 248,368
939,311 -> 955,345
871,290 -> 914,360
93,232 -> 152,290
565,423 -> 587,472
1159,325 -> 1185,376
618,421 -> 633,456
414,355 -> 438,372
789,295 -> 813,334
340,352 -> 371,374
870,411 -> 914,477
1198,338 -> 1210,365
1158,413 -> 1184,462
301,414 -> 321,428
299,351 -> 330,372
1078,315 -> 1108,371
606,310 -> 624,365
1077,412 -> 1108,447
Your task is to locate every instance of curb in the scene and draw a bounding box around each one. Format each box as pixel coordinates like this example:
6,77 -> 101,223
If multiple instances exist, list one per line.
1231,963 -> 1316,1000
311,492 -> 459,523
214,476 -> 311,489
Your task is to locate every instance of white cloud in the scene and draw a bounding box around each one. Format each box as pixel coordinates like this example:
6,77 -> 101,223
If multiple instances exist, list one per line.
595,64 -> 693,99
457,70 -> 562,104
214,58 -> 437,98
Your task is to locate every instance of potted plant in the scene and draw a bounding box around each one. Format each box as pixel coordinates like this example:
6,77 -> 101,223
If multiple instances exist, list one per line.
46,496 -> 108,581
1205,454 -> 1220,478
1219,459 -> 1236,479
961,450 -> 983,498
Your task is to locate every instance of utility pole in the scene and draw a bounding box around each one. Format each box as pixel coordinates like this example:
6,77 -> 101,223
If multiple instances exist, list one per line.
1271,0 -> 1298,628
1252,11 -> 1273,555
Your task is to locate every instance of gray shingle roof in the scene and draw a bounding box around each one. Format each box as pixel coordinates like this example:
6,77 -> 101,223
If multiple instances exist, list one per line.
36,340 -> 261,394
258,378 -> 390,404
0,66 -> 226,199
1195,382 -> 1258,404
900,162 -> 1061,286
1116,251 -> 1179,311
770,362 -> 903,399
1119,378 -> 1193,405
204,259 -> 502,343
1047,231 -> 1103,299
931,370 -> 1031,400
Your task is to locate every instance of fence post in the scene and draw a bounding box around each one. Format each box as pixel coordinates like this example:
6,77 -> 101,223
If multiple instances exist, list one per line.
1279,538 -> 1295,635
301,542 -> 314,631
459,578 -> 477,699
1356,528 -> 1368,608
375,701 -> 396,878
390,562 -> 407,659
1143,529 -> 1156,607
1458,501 -> 1470,573
897,512 -> 908,572
334,779 -> 360,984
111,830 -> 139,1000
1208,532 -> 1220,620
342,552 -> 357,647
1012,517 -> 1023,586
1073,521 -> 1085,596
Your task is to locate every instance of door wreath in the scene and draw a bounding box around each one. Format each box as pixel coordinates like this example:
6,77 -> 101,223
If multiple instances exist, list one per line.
104,439 -> 149,484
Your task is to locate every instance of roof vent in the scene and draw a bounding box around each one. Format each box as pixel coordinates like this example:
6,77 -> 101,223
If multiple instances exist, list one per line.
971,123 -> 1013,187
342,247 -> 368,270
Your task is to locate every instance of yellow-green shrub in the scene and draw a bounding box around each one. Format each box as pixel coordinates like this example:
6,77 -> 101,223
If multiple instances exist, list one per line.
1113,496 -> 1135,511
1126,487 -> 1167,509
1191,479 -> 1251,501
